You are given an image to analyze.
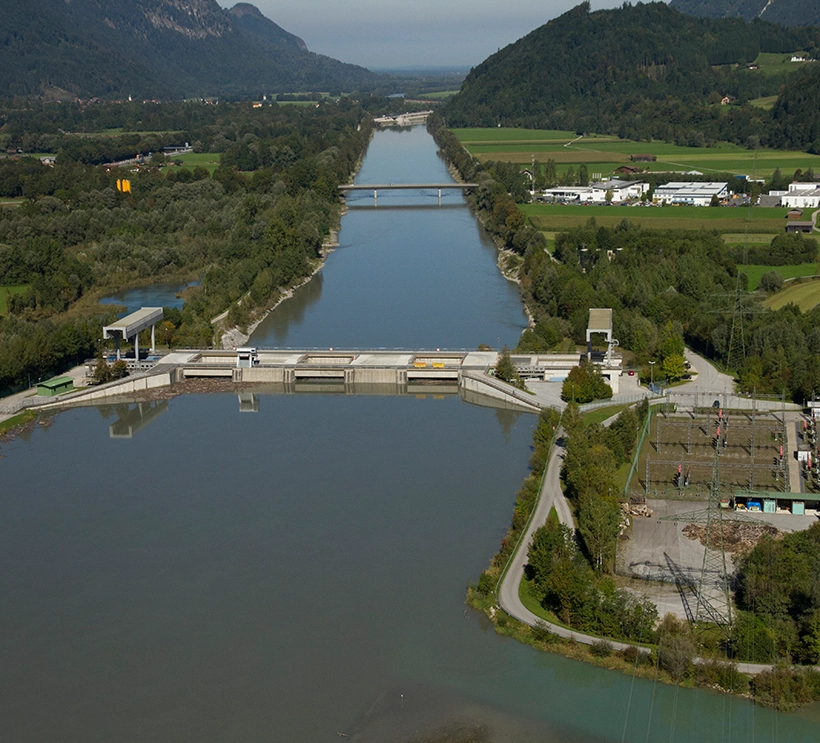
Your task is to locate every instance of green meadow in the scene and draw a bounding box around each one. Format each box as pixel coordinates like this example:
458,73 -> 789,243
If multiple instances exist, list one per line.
764,278 -> 820,311
520,203 -> 789,233
452,128 -> 820,178
161,152 -> 221,174
753,51 -> 813,77
742,263 -> 819,291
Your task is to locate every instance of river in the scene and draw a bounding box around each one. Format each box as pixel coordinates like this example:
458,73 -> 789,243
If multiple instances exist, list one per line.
1,127 -> 818,742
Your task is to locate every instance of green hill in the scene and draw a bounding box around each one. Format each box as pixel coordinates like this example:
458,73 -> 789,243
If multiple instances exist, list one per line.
671,0 -> 820,28
443,2 -> 820,146
0,0 -> 379,99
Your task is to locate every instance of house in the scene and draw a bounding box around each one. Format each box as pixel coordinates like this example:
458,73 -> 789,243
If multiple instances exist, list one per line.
614,165 -> 642,175
588,179 -> 648,202
652,182 -> 728,206
786,222 -> 814,234
787,209 -> 804,220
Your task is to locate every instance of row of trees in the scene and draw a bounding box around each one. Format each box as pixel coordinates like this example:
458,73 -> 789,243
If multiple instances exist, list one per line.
526,402 -> 654,641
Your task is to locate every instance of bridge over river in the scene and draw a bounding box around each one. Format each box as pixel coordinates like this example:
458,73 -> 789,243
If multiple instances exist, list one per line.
339,182 -> 479,204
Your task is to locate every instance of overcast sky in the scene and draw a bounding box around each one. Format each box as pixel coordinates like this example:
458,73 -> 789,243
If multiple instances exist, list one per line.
220,1 -> 626,69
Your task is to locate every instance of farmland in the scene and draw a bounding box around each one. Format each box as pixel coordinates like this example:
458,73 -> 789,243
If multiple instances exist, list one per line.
452,128 -> 820,179
741,263 -> 819,291
764,278 -> 820,312
520,203 -> 789,234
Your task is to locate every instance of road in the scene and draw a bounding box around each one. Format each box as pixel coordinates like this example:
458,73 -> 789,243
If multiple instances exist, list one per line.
496,433 -> 642,651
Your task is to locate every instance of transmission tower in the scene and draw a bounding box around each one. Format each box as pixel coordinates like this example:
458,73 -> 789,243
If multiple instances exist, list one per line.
711,143 -> 765,373
662,412 -> 758,636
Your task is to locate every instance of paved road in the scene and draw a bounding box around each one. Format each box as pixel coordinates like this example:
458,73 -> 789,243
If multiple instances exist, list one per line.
496,434 -> 644,651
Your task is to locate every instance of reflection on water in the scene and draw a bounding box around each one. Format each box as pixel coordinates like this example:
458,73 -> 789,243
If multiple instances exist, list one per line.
255,270 -> 324,347
102,400 -> 169,438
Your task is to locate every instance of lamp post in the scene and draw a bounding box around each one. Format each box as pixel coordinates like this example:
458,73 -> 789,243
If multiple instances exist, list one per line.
649,360 -> 655,389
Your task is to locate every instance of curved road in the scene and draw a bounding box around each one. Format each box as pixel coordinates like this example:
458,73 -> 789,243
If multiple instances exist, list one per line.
497,433 -> 648,652
495,413 -> 792,673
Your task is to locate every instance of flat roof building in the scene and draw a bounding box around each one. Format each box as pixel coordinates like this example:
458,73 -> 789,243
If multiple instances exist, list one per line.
653,182 -> 728,206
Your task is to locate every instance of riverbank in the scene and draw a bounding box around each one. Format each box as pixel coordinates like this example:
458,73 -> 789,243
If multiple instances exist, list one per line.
217,233 -> 338,349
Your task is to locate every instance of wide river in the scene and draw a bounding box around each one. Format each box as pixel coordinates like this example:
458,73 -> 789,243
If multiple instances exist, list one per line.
1,127 -> 818,742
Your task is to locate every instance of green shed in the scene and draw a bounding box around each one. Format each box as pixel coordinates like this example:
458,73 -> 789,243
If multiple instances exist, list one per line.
37,376 -> 74,397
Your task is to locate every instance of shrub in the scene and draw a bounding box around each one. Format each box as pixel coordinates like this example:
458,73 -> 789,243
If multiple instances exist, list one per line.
590,639 -> 614,657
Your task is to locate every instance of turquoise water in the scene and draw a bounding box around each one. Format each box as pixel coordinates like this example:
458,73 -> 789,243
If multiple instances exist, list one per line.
1,127 -> 818,741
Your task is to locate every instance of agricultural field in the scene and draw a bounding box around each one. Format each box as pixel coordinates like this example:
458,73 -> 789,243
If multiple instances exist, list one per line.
0,285 -> 27,314
161,152 -> 221,174
452,128 -> 820,178
520,203 -> 789,234
741,263 -> 819,291
764,278 -> 820,311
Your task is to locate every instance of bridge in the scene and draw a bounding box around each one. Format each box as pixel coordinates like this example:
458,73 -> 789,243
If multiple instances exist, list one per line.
339,183 -> 479,205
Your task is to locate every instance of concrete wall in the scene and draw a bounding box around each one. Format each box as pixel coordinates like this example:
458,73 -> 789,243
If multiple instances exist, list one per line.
34,372 -> 173,409
460,371 -> 542,413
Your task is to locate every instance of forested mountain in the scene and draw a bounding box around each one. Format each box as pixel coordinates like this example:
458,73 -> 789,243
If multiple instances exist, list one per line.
0,0 -> 379,99
227,3 -> 307,52
671,0 -> 820,28
444,2 -> 820,147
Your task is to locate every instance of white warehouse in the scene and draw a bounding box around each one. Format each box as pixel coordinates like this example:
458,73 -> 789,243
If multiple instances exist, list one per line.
653,182 -> 728,206
770,183 -> 820,209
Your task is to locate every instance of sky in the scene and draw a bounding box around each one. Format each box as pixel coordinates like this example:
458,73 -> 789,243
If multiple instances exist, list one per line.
220,1 -> 626,69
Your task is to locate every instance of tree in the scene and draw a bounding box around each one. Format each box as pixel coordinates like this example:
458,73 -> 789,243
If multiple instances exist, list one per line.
578,495 -> 621,572
578,163 -> 589,187
495,346 -> 524,388
759,271 -> 784,293
661,353 -> 686,382
561,358 -> 613,403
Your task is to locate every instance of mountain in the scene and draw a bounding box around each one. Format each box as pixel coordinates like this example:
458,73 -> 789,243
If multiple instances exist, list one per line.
0,0 -> 379,99
670,0 -> 820,28
227,3 -> 307,52
443,2 -> 820,142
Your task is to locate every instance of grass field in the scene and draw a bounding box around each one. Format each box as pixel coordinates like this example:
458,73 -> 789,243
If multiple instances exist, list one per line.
0,285 -> 27,314
520,203 -> 788,233
753,51 -> 812,77
452,128 -> 820,178
162,152 -> 222,174
581,403 -> 632,427
750,95 -> 778,110
741,263 -> 819,290
419,90 -> 459,99
764,278 -> 820,311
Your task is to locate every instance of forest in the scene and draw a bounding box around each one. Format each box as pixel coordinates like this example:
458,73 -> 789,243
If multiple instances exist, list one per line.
444,3 -> 820,152
0,99 -> 375,395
